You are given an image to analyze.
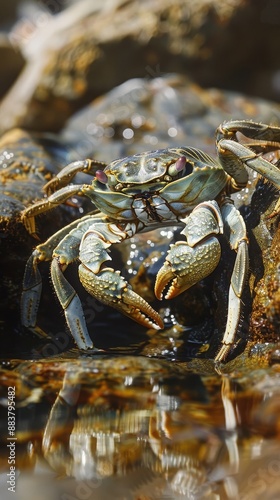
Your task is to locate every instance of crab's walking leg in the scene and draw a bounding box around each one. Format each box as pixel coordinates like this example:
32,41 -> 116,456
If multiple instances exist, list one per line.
214,201 -> 249,362
21,250 -> 46,338
216,122 -> 280,191
50,259 -> 95,349
21,215 -> 97,348
218,139 -> 280,190
78,221 -> 164,331
44,159 -> 107,194
22,184 -> 86,236
217,120 -> 280,144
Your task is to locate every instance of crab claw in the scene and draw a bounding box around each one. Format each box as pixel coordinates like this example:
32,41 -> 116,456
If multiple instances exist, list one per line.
155,238 -> 221,300
79,265 -> 164,330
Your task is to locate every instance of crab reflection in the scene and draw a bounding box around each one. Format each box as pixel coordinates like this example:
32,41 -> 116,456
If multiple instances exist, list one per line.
2,352 -> 280,498
33,356 -> 240,499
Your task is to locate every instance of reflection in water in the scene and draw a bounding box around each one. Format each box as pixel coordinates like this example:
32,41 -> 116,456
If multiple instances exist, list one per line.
1,355 -> 280,499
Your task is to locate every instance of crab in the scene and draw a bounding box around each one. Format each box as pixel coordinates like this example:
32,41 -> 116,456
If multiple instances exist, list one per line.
21,120 -> 280,362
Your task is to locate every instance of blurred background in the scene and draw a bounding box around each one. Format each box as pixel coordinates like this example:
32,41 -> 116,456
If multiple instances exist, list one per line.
0,0 -> 280,135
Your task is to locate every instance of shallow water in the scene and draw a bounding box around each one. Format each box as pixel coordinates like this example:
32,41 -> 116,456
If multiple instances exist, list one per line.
1,348 -> 280,500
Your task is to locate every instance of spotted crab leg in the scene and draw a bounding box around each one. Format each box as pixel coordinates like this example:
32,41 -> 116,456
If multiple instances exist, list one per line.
23,215 -> 163,350
154,201 -> 223,300
78,220 -> 164,331
155,200 -> 249,362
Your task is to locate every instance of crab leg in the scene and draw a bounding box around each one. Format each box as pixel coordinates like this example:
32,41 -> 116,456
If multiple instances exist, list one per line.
214,202 -> 249,362
216,121 -> 280,191
218,140 -> 280,190
155,201 -> 223,300
217,120 -> 280,144
78,221 -> 164,331
21,215 -> 98,347
154,200 -> 249,362
21,250 -> 45,338
50,259 -> 94,349
22,184 -> 86,236
44,159 -> 107,194
23,215 -> 164,350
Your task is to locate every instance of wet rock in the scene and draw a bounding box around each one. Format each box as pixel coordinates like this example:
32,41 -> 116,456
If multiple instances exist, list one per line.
62,74 -> 280,163
0,128 -> 73,236
247,182 -> 280,344
0,128 -> 93,346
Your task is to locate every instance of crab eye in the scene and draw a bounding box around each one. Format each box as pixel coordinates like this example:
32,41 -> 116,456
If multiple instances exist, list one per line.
175,156 -> 186,172
168,156 -> 188,177
95,170 -> 108,184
